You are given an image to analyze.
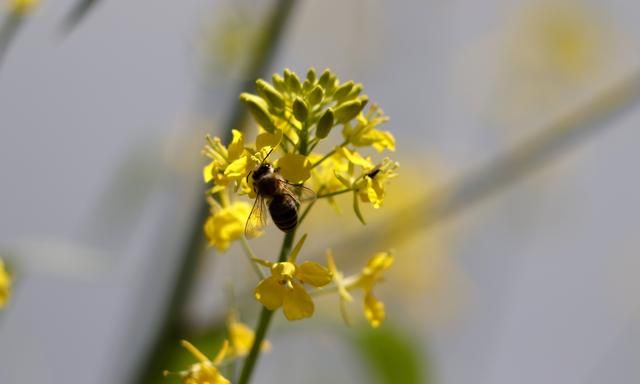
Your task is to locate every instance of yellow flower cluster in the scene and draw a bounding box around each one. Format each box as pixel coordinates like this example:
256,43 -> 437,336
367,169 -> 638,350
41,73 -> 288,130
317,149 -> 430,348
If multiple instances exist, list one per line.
201,68 -> 398,251
0,258 -> 10,309
189,69 -> 398,381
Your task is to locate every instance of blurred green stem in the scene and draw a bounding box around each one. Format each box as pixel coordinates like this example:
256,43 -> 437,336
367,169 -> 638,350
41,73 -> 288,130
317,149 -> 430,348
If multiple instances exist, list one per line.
238,229 -> 297,384
240,237 -> 265,280
0,14 -> 23,68
331,69 -> 640,255
133,0 -> 296,382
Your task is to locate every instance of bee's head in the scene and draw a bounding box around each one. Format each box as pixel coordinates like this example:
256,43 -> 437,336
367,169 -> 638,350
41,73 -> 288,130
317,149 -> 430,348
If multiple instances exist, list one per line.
252,163 -> 274,181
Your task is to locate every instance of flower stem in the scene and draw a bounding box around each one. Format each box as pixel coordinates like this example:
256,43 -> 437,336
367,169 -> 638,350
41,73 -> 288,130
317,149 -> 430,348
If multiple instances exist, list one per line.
237,229 -> 297,384
240,237 -> 265,280
310,140 -> 348,169
316,188 -> 353,199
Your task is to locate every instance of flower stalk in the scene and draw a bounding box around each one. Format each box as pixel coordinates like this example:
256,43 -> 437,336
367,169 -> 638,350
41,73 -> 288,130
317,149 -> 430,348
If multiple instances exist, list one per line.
237,229 -> 296,384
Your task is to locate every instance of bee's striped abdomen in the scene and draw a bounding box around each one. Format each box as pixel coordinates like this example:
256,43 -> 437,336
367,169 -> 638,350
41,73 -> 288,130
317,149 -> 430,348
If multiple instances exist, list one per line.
269,195 -> 298,232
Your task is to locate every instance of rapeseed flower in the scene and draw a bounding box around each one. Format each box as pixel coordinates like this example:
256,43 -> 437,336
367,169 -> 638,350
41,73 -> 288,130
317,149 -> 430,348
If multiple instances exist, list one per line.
226,312 -> 270,358
253,235 -> 332,320
204,201 -> 256,251
326,251 -> 394,328
164,340 -> 230,384
203,129 -> 257,190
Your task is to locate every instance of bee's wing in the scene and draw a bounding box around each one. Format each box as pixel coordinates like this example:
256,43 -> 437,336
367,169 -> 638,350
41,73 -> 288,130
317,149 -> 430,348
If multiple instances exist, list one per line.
285,182 -> 316,203
245,195 -> 268,238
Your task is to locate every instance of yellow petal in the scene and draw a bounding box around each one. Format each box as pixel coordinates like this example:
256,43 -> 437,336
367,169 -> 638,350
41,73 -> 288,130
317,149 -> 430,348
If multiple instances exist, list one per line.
276,153 -> 312,183
363,292 -> 385,328
365,178 -> 384,208
181,340 -> 210,363
228,321 -> 270,358
203,161 -> 215,183
296,261 -> 332,287
337,147 -> 373,168
255,276 -> 284,310
227,129 -> 245,161
371,130 -> 396,152
256,129 -> 283,150
224,156 -> 251,179
366,252 -> 394,274
282,281 -> 314,320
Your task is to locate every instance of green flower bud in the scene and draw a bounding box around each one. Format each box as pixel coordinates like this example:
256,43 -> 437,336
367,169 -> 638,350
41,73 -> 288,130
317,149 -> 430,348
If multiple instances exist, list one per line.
307,85 -> 324,106
325,73 -> 338,95
318,69 -> 332,88
284,68 -> 302,93
256,79 -> 284,110
333,96 -> 368,124
292,97 -> 308,122
333,80 -> 354,102
240,93 -> 277,133
306,68 -> 317,84
272,73 -> 286,92
346,83 -> 363,99
315,109 -> 334,139
302,79 -> 313,93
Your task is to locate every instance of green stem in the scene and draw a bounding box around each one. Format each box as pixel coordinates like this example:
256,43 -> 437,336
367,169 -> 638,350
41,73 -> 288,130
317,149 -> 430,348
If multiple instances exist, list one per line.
311,140 -> 348,169
299,120 -> 309,155
316,188 -> 353,199
0,13 -> 23,68
237,229 -> 297,384
240,237 -> 265,280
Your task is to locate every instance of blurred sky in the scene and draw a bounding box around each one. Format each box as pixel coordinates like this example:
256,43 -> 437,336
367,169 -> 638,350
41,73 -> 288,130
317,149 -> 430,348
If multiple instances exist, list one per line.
1,0 -> 640,383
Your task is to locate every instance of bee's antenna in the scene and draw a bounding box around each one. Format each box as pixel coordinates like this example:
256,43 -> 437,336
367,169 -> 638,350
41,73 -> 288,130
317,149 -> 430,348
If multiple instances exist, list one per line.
261,146 -> 275,165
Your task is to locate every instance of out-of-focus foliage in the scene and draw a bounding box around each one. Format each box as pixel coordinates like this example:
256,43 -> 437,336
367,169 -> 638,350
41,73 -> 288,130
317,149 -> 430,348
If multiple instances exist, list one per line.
352,323 -> 429,384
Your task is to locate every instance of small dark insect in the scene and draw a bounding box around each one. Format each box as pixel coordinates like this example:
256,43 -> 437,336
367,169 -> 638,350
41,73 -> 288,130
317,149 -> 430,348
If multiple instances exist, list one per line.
366,167 -> 381,179
245,161 -> 314,236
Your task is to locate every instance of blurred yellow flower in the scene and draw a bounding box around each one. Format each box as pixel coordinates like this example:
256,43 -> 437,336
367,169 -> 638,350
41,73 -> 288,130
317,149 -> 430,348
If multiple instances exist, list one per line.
0,258 -> 10,309
484,0 -> 628,127
8,0 -> 38,15
204,201 -> 257,252
226,312 -> 271,358
327,251 -> 393,328
164,340 -> 230,384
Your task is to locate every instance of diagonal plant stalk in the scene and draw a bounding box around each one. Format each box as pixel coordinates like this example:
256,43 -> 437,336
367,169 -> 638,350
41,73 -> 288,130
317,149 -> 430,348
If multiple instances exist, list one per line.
59,0 -> 99,34
0,13 -> 24,68
329,69 -> 640,257
132,1 -> 296,382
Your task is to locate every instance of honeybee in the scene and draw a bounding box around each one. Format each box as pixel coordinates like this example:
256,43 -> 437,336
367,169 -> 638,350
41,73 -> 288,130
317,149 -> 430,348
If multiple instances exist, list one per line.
245,162 -> 314,236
